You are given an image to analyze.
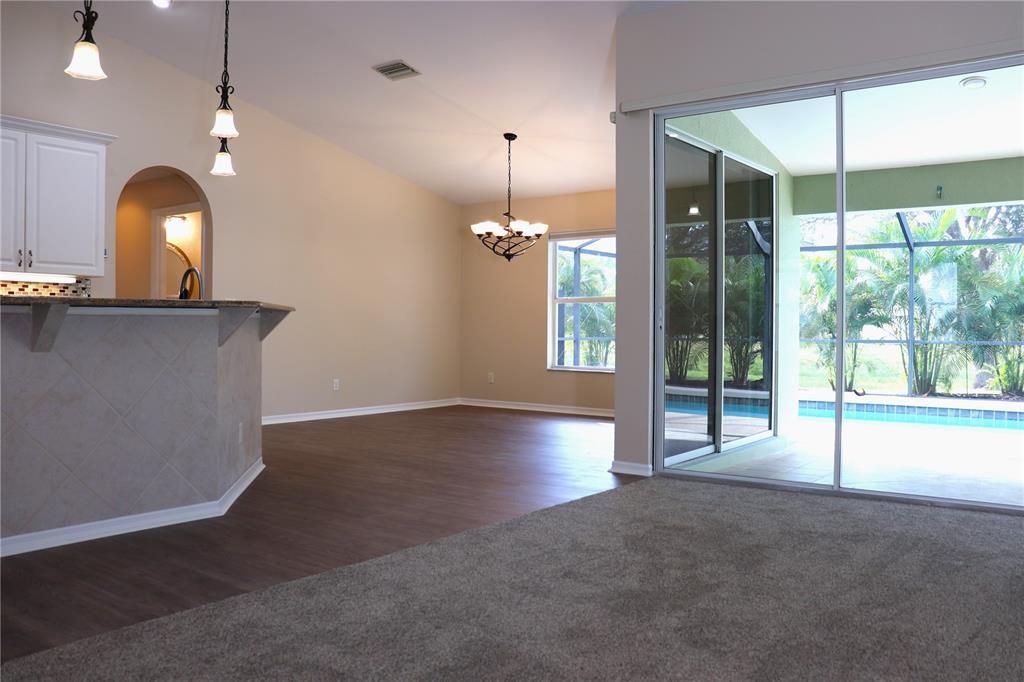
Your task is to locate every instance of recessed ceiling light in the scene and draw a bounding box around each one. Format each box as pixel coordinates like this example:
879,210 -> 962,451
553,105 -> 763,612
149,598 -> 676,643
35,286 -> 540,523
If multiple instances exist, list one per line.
152,0 -> 171,8
959,76 -> 987,90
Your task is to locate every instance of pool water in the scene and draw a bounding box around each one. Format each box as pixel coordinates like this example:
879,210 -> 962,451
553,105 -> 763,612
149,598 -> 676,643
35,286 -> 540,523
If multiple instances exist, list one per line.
666,401 -> 1024,430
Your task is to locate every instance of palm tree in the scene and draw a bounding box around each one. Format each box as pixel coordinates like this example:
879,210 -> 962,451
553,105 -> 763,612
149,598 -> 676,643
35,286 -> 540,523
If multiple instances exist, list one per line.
557,249 -> 616,367
722,254 -> 765,387
799,252 -> 878,391
958,242 -> 1024,396
855,208 -> 980,395
665,257 -> 710,384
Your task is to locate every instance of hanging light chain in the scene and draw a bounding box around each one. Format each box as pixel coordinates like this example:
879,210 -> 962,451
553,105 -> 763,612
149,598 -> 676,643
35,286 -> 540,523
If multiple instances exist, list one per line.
72,0 -> 99,43
506,135 -> 513,224
216,0 -> 233,110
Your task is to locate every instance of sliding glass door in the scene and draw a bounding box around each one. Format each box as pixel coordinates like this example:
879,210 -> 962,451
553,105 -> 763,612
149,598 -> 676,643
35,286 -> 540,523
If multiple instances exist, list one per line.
722,158 -> 774,444
658,136 -> 717,464
840,63 -> 1024,507
655,130 -> 777,470
652,55 -> 1023,511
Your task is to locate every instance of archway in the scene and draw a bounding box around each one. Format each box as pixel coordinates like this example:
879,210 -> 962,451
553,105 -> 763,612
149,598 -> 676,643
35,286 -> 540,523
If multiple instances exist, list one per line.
115,166 -> 212,299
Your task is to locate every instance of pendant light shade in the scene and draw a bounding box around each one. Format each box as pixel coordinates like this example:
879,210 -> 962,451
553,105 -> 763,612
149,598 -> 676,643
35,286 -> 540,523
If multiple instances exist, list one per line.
210,107 -> 239,138
65,40 -> 107,80
210,138 -> 236,176
65,1 -> 106,80
470,133 -> 547,261
471,221 -> 504,236
688,202 -> 701,217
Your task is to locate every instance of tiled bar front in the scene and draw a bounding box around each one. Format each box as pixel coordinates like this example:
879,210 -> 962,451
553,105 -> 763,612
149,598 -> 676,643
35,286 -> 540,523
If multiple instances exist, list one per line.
0,300 -> 290,552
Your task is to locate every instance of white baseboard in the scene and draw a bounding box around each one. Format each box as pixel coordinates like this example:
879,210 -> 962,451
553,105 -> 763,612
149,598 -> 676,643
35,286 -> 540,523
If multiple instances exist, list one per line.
263,398 -> 613,425
262,398 -> 461,425
609,460 -> 653,477
0,460 -> 265,557
456,398 -> 614,418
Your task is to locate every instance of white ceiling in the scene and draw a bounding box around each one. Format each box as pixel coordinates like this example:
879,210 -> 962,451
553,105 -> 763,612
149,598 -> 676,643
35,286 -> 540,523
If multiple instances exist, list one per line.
98,1 -> 640,204
732,65 -> 1024,176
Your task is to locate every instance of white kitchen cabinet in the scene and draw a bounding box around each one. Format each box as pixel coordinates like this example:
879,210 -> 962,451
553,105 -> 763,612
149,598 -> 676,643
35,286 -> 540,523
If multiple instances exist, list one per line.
1,116 -> 115,277
1,129 -> 25,272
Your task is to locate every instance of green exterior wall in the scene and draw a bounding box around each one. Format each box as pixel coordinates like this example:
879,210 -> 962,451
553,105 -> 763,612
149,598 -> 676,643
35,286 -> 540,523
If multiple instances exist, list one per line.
794,156 -> 1024,215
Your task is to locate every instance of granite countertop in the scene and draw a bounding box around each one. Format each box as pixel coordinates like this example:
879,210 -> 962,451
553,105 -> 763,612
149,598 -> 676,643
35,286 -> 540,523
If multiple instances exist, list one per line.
2,297 -> 294,351
0,296 -> 295,312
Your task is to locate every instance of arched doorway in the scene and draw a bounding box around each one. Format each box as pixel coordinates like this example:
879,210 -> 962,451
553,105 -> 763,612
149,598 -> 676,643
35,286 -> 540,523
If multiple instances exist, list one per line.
115,166 -> 212,299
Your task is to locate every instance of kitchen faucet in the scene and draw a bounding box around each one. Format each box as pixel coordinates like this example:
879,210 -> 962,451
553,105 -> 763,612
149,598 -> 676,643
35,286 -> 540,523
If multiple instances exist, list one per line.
178,266 -> 205,300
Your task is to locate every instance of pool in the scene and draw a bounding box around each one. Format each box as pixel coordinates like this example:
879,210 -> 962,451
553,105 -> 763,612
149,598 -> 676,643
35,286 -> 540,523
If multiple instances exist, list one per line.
665,397 -> 1024,430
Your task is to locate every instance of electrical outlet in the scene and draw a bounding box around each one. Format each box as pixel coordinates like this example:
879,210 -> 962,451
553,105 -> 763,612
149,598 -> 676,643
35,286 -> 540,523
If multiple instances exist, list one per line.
332,378 -> 341,392
487,372 -> 495,384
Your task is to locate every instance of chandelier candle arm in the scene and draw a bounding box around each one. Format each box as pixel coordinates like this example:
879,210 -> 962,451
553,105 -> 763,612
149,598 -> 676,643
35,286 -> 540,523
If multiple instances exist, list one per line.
470,132 -> 546,261
65,0 -> 107,80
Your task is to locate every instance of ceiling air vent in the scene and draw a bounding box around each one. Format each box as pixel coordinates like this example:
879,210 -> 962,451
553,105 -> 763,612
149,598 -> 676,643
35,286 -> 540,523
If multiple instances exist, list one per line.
373,60 -> 421,81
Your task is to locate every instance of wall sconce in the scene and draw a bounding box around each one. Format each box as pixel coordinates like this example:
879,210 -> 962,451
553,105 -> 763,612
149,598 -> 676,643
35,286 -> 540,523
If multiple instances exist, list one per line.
163,215 -> 190,242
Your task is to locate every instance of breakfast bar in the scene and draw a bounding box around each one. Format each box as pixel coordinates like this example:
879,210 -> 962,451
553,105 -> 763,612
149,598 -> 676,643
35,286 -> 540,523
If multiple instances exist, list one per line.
0,297 -> 293,555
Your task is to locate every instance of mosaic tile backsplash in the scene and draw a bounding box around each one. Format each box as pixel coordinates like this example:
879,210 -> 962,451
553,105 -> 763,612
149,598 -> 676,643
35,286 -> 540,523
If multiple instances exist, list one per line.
0,278 -> 92,297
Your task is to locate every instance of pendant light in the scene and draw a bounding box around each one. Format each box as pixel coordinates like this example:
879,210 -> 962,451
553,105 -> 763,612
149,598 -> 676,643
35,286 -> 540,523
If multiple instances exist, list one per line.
210,0 -> 238,139
470,133 -> 548,261
210,0 -> 238,176
210,138 -> 236,176
64,0 -> 107,80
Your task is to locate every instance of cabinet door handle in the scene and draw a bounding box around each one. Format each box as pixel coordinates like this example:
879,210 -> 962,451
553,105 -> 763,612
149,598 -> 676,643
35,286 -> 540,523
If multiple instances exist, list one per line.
17,249 -> 22,267
27,250 -> 32,268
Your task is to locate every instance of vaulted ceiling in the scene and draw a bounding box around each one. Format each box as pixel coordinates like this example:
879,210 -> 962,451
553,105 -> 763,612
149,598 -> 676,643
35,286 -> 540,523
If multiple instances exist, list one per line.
99,1 -> 639,204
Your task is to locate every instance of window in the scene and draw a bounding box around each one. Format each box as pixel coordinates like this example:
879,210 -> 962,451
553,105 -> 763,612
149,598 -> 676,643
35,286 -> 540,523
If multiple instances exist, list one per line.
549,234 -> 616,370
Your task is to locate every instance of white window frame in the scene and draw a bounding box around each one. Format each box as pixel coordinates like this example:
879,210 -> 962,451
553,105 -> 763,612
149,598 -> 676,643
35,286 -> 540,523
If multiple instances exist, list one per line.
547,230 -> 617,373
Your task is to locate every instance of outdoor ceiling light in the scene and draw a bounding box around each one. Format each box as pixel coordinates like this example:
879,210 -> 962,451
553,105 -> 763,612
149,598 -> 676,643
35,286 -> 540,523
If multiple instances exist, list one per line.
152,0 -> 172,8
64,0 -> 107,80
959,76 -> 987,90
470,133 -> 548,262
688,189 -> 701,218
210,0 -> 238,176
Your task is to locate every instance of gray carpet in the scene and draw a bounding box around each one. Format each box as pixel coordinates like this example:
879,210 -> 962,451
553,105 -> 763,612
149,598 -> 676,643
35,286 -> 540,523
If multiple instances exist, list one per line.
4,477 -> 1023,680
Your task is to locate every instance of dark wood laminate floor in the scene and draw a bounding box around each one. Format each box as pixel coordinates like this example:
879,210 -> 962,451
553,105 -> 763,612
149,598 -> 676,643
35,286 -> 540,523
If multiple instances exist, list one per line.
1,406 -> 634,662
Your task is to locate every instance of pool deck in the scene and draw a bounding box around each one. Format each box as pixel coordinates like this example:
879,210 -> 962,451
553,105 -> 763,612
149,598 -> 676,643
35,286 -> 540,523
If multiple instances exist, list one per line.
672,416 -> 1024,507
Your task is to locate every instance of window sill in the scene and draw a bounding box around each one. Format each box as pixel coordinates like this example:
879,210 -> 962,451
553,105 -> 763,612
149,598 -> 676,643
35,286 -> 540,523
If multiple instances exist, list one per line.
546,366 -> 615,375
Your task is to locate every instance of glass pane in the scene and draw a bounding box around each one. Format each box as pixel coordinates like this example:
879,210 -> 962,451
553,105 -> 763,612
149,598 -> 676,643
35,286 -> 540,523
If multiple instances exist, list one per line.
553,302 -> 615,369
722,158 -> 773,442
662,136 -> 716,461
664,94 -> 837,486
842,63 -> 1024,507
555,237 -> 616,298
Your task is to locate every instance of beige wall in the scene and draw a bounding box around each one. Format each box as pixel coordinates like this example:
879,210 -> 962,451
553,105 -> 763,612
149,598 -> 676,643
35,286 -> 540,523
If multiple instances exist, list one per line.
460,190 -> 615,410
2,2 -> 462,417
115,175 -> 200,298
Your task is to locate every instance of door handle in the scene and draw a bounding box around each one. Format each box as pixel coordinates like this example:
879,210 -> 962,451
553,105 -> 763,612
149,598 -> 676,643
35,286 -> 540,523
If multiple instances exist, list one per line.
27,249 -> 32,268
17,248 -> 22,267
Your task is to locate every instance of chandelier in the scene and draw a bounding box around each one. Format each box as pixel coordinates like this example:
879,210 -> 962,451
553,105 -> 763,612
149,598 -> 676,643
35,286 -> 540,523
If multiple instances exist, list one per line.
471,133 -> 548,261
